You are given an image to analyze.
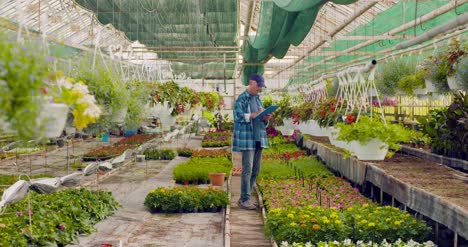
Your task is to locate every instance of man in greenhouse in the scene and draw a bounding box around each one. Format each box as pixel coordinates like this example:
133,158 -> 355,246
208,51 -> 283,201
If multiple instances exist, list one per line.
233,74 -> 272,210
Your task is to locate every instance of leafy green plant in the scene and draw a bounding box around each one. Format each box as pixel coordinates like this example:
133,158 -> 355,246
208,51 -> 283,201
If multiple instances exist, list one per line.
335,116 -> 412,157
258,158 -> 331,180
177,148 -> 193,157
144,187 -> 228,213
144,148 -> 176,160
172,157 -> 232,184
0,189 -> 120,246
454,54 -> 468,91
376,58 -> 415,96
272,94 -> 294,126
397,70 -> 426,96
0,34 -> 49,140
418,92 -> 467,159
125,81 -> 150,130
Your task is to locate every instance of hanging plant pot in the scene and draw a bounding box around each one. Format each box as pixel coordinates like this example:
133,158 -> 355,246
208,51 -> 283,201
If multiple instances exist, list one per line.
328,127 -> 347,149
447,76 -> 463,90
276,118 -> 295,136
349,138 -> 389,161
38,103 -> 69,138
209,173 -> 225,186
425,79 -> 438,93
309,120 -> 329,137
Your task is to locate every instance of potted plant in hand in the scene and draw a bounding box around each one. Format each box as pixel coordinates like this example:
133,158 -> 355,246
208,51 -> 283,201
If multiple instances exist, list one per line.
335,116 -> 412,160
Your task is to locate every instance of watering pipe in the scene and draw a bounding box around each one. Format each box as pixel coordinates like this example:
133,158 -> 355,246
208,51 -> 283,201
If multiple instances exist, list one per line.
395,13 -> 468,50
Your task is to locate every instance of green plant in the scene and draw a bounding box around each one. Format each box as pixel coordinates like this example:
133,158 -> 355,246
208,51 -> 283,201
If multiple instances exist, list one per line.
144,187 -> 228,213
376,58 -> 415,96
144,148 -> 176,160
177,148 -> 193,157
0,35 -> 49,140
125,81 -> 150,130
418,92 -> 467,159
273,94 -> 294,126
0,189 -> 119,246
172,157 -> 232,184
335,116 -> 412,157
397,70 -> 426,96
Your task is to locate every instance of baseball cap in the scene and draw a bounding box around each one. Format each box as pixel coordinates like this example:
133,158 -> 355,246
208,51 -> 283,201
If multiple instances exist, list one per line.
249,74 -> 266,87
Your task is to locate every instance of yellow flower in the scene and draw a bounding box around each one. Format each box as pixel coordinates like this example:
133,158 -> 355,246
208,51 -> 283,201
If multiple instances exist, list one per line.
368,222 -> 376,227
330,213 -> 339,219
321,216 -> 328,221
322,219 -> 330,224
303,214 -> 310,218
335,220 -> 342,225
177,191 -> 183,194
394,221 -> 402,226
290,222 -> 297,227
355,215 -> 362,220
359,220 -> 368,225
363,203 -> 369,208
310,213 -> 315,217
347,208 -> 353,212
270,208 -> 281,214
160,189 -> 165,193
386,218 -> 391,222
287,214 -> 295,219
310,218 -> 317,223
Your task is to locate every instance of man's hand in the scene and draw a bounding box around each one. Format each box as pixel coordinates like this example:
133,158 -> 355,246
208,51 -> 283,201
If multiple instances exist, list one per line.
263,114 -> 272,122
250,109 -> 264,120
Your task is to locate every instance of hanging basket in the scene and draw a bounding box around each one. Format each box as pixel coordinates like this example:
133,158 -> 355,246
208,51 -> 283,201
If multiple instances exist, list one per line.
38,103 -> 69,138
327,127 -> 347,150
209,173 -> 225,186
425,79 -> 438,93
276,118 -> 295,136
309,120 -> 329,137
447,76 -> 463,91
349,138 -> 389,161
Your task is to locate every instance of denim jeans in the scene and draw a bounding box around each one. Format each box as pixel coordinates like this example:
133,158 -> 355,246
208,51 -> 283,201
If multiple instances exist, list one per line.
240,142 -> 263,202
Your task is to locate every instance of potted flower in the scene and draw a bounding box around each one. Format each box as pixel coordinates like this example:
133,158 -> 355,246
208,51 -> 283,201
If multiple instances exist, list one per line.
45,73 -> 102,134
335,116 -> 412,160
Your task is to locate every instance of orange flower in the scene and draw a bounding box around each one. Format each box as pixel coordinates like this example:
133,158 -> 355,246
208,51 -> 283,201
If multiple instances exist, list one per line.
312,224 -> 320,231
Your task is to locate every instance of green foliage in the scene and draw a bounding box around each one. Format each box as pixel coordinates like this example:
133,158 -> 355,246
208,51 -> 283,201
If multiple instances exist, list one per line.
335,116 -> 412,157
263,143 -> 301,155
418,92 -> 467,159
397,70 -> 426,95
125,81 -> 150,129
258,158 -> 331,180
376,58 -> 415,96
177,148 -> 193,157
273,94 -> 294,126
0,189 -> 120,246
454,54 -> 468,91
73,55 -> 128,129
201,131 -> 231,147
144,148 -> 176,160
0,34 -> 49,140
172,157 -> 232,184
144,187 -> 229,213
325,78 -> 339,98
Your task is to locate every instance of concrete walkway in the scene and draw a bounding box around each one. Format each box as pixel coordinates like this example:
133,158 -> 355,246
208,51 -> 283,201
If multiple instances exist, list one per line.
70,137 -> 224,247
230,152 -> 271,247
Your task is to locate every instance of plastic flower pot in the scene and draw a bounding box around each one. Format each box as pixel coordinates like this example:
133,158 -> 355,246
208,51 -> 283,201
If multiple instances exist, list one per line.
101,133 -> 110,142
447,76 -> 463,90
209,173 -> 225,186
38,102 -> 69,138
328,127 -> 347,149
349,138 -> 389,160
309,120 -> 329,137
124,129 -> 137,137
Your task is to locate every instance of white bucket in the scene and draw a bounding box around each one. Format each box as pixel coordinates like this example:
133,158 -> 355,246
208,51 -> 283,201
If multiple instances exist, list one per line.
349,138 -> 389,161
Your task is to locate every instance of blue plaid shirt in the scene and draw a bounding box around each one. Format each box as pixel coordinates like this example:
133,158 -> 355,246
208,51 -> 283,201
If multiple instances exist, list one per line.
232,90 -> 269,152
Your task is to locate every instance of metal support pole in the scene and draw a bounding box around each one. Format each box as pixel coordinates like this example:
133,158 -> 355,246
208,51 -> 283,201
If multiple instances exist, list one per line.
454,232 -> 458,247
391,196 -> 394,207
380,189 -> 384,205
435,222 -> 439,244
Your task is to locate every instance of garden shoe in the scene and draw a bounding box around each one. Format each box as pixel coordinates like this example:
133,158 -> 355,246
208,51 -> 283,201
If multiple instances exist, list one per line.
238,199 -> 256,210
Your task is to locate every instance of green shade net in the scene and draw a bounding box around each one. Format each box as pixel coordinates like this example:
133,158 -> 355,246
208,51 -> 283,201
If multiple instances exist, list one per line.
291,0 -> 468,84
73,0 -> 238,79
241,0 -> 357,85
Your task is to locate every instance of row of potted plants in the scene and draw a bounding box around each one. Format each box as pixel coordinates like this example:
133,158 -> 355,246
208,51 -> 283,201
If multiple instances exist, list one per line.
201,130 -> 232,147
258,157 -> 431,244
279,239 -> 435,247
143,148 -> 177,160
172,157 -> 232,184
82,143 -> 138,161
144,186 -> 229,213
257,158 -> 331,181
0,189 -> 120,246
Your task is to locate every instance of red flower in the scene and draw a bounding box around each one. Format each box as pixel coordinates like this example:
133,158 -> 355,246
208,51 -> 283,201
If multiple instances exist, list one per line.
321,111 -> 326,118
331,106 -> 336,112
346,115 -> 356,124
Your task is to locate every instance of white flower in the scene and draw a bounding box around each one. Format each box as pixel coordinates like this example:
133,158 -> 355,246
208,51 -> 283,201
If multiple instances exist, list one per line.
83,103 -> 101,118
56,77 -> 73,90
423,241 -> 435,247
281,241 -> 289,247
304,242 -> 312,247
72,83 -> 90,95
343,239 -> 352,246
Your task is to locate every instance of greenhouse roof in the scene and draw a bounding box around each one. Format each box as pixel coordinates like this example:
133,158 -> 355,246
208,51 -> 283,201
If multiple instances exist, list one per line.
0,0 -> 466,88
